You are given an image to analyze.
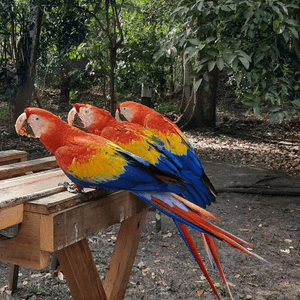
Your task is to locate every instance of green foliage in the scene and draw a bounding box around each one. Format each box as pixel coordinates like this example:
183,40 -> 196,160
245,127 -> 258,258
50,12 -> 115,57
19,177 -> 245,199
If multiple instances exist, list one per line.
0,104 -> 9,120
156,0 -> 300,122
155,101 -> 180,114
28,283 -> 42,295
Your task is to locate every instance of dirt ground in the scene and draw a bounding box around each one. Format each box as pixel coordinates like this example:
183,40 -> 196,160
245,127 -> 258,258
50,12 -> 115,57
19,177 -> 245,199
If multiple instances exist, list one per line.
0,92 -> 299,299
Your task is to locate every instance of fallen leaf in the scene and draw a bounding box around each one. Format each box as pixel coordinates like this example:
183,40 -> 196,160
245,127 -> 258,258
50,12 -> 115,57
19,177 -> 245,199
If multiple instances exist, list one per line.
162,243 -> 169,247
280,249 -> 290,253
160,269 -> 164,274
290,210 -> 295,213
88,238 -> 94,243
156,251 -> 160,256
0,287 -> 5,294
247,282 -> 258,287
154,260 -> 160,263
58,271 -> 64,281
197,289 -> 204,296
171,244 -> 177,249
228,282 -> 236,287
234,274 -> 240,278
284,239 -> 292,243
138,261 -> 145,269
155,280 -> 167,286
163,232 -> 172,238
22,281 -> 28,286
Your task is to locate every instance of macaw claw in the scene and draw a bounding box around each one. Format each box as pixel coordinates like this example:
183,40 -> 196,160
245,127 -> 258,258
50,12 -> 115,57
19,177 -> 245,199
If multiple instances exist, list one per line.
59,181 -> 83,193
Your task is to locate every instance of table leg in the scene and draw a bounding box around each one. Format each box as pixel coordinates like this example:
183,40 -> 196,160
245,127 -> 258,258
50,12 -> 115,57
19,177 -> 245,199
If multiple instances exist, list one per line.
55,239 -> 107,300
8,264 -> 19,291
103,209 -> 148,300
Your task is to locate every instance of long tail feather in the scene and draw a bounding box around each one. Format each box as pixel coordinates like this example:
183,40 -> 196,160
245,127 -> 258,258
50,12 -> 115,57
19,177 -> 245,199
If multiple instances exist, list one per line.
175,222 -> 222,300
151,194 -> 267,262
200,233 -> 233,299
200,233 -> 216,270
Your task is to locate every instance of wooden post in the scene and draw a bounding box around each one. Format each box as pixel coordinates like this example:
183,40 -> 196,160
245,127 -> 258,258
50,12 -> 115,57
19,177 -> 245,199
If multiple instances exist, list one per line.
103,209 -> 148,300
55,239 -> 107,300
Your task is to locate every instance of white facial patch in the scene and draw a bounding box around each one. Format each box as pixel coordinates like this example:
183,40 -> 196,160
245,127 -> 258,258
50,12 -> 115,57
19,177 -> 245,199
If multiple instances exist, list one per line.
27,114 -> 47,138
78,106 -> 94,128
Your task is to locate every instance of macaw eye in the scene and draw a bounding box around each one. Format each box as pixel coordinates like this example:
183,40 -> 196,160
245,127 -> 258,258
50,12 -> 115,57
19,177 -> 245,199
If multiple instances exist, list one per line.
84,109 -> 88,113
35,116 -> 39,121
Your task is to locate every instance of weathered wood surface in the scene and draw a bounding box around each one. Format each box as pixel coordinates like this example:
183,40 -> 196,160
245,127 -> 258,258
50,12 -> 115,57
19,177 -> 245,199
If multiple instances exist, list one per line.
103,210 -> 148,300
0,204 -> 23,230
0,150 -> 28,166
0,211 -> 50,269
0,156 -> 57,180
55,239 -> 108,300
40,191 -> 149,252
0,169 -> 68,208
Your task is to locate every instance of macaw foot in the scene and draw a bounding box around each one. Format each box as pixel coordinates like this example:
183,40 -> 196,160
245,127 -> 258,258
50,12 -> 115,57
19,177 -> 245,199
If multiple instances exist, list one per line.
59,181 -> 83,193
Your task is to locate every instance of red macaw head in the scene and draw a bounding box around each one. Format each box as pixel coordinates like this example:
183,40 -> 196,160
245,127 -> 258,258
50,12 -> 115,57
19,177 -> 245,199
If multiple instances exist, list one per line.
68,103 -> 113,134
116,101 -> 151,124
15,107 -> 61,138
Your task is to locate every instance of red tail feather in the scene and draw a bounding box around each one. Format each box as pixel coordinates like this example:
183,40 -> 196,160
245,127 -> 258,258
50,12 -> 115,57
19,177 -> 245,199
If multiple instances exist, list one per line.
178,224 -> 222,300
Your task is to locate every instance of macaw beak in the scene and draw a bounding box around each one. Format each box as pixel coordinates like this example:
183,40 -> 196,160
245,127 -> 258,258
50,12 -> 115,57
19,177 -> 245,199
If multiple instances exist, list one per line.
115,109 -> 128,122
68,107 -> 87,131
15,112 -> 35,137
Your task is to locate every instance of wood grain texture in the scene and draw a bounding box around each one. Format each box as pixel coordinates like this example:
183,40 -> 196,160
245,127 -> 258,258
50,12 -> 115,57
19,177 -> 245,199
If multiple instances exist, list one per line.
40,191 -> 149,252
103,209 -> 148,300
0,204 -> 23,230
0,169 -> 68,208
0,211 -> 50,269
0,150 -> 28,165
0,156 -> 57,179
55,239 -> 107,300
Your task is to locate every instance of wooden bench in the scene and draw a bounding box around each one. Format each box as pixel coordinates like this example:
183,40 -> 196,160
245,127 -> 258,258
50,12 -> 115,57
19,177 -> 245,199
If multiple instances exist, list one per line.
0,152 -> 150,300
0,150 -> 59,290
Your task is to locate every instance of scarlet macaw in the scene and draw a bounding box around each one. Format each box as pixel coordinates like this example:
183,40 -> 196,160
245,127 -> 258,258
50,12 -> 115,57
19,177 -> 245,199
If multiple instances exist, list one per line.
116,101 -> 217,207
16,108 -> 265,300
67,103 -> 266,298
68,103 -> 210,208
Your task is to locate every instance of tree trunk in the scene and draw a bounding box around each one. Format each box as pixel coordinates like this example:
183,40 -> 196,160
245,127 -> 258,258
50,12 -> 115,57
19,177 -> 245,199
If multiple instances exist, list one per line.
180,54 -> 191,113
176,68 -> 218,129
109,48 -> 117,116
59,65 -> 71,111
170,64 -> 174,96
12,1 -> 42,129
176,11 -> 218,130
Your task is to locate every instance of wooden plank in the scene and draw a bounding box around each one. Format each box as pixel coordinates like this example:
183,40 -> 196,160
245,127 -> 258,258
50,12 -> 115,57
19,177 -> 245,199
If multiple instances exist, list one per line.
0,211 -> 50,269
0,204 -> 23,230
0,156 -> 57,180
103,209 -> 148,300
0,150 -> 28,165
55,239 -> 107,300
0,169 -> 68,208
26,188 -> 111,215
40,191 -> 149,252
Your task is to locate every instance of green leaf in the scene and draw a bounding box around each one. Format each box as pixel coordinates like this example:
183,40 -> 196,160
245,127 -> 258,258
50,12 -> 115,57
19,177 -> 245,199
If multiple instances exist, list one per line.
289,27 -> 299,39
238,57 -> 250,69
206,36 -> 216,44
291,99 -> 300,108
188,39 -> 201,46
208,60 -> 216,72
216,57 -> 225,70
194,78 -> 203,92
285,19 -> 299,27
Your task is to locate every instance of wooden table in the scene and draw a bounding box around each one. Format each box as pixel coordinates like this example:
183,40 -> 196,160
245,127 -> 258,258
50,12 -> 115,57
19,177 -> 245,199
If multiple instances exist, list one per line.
0,152 -> 150,300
